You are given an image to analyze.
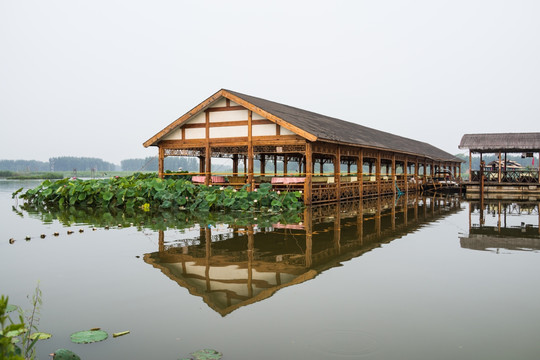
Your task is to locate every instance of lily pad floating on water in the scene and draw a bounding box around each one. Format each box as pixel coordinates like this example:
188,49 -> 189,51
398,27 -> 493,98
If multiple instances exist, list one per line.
29,332 -> 52,340
52,348 -> 81,360
70,329 -> 108,344
6,304 -> 18,313
191,349 -> 223,360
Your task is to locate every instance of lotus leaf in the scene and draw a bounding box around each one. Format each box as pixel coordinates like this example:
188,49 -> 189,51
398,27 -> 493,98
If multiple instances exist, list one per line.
29,332 -> 52,340
70,329 -> 108,344
53,348 -> 81,360
5,328 -> 27,337
6,304 -> 18,313
102,192 -> 114,202
191,349 -> 223,360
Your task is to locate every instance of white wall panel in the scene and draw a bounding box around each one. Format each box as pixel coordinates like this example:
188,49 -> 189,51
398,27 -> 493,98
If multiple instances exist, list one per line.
280,126 -> 295,135
210,110 -> 248,123
252,124 -> 277,136
210,126 -> 248,138
185,127 -> 206,139
185,112 -> 206,124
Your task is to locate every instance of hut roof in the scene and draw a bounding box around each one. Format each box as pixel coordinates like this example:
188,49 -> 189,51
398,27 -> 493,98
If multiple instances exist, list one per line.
145,89 -> 462,162
459,133 -> 540,152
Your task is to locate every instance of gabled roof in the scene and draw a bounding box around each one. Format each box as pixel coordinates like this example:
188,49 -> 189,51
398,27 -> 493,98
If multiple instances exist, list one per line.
459,133 -> 540,152
144,89 -> 462,162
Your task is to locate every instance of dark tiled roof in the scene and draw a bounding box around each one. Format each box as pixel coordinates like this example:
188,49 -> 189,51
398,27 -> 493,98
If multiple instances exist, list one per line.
226,90 -> 461,162
459,133 -> 540,152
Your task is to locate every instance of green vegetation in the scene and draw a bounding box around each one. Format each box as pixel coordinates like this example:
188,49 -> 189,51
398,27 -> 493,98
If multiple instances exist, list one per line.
17,173 -> 303,213
0,171 -> 63,180
0,286 -> 45,360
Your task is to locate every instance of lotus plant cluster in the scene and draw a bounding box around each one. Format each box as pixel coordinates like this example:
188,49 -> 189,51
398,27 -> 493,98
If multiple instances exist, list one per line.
15,173 -> 303,212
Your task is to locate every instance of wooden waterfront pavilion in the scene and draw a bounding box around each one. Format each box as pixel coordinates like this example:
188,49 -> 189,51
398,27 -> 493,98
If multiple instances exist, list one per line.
144,89 -> 462,204
459,133 -> 540,195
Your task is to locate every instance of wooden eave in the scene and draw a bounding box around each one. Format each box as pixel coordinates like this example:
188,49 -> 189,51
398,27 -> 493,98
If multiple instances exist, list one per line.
143,89 -> 318,148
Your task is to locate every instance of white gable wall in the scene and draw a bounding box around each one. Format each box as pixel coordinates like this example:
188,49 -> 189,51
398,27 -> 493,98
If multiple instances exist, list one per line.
162,127 -> 183,140
179,96 -> 300,140
209,110 -> 248,122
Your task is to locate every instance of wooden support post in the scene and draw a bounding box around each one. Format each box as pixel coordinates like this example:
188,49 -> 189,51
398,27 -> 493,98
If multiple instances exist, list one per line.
358,150 -> 363,198
304,207 -> 313,268
357,198 -> 363,244
158,147 -> 164,179
205,111 -> 211,186
247,225 -> 254,297
376,196 -> 381,237
376,152 -> 381,195
260,154 -> 266,175
284,155 -> 288,175
205,226 -> 211,291
205,146 -> 211,186
404,158 -> 408,194
334,202 -> 341,253
498,151 -> 502,183
335,146 -> 341,201
247,110 -> 254,191
392,154 -> 396,196
232,154 -> 238,176
304,142 -> 313,205
199,156 -> 205,175
274,155 -> 277,175
320,159 -> 324,174
415,159 -> 419,191
243,155 -> 247,175
347,161 -> 351,175
391,194 -> 396,230
158,230 -> 165,252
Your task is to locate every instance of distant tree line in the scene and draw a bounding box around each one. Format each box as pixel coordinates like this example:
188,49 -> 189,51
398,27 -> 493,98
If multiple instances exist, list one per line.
0,157 -> 117,172
0,160 -> 50,172
49,157 -> 117,171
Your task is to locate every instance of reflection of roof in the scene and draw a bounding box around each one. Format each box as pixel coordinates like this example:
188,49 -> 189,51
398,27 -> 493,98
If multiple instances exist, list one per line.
144,253 -> 316,317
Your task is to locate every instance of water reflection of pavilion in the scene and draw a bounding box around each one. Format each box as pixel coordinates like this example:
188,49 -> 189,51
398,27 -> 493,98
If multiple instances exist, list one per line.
460,198 -> 540,252
144,195 -> 462,316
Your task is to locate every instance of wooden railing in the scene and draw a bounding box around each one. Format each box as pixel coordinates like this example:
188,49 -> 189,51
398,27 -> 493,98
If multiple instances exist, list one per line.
470,170 -> 539,183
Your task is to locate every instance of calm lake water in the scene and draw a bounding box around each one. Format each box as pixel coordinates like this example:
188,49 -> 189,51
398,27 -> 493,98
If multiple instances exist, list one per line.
2,179 -> 540,360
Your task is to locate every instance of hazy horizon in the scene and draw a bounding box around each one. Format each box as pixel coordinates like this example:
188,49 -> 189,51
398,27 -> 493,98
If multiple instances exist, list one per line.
2,1 -> 539,164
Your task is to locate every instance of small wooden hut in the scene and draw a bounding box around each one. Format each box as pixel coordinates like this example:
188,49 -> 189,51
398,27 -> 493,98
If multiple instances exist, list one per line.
144,89 -> 462,204
459,132 -> 540,195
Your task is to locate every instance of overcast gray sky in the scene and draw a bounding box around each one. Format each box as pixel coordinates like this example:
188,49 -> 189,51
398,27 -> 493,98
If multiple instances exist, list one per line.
1,0 -> 539,165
